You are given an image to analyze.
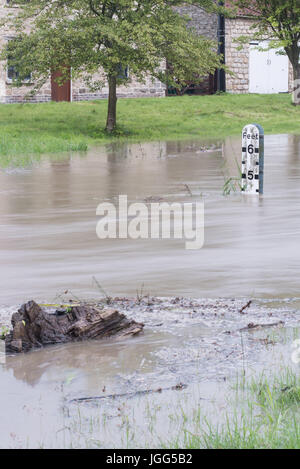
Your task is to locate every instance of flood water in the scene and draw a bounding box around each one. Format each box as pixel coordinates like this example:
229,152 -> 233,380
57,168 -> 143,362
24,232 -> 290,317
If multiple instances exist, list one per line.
1,134 -> 300,305
0,135 -> 300,448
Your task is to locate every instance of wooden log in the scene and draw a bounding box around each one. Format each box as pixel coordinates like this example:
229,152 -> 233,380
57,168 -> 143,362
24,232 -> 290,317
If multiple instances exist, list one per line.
239,321 -> 284,332
70,383 -> 188,404
5,300 -> 144,353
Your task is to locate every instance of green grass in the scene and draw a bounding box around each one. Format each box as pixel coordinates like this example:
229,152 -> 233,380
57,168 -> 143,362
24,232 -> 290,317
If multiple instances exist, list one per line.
0,93 -> 299,166
177,369 -> 300,449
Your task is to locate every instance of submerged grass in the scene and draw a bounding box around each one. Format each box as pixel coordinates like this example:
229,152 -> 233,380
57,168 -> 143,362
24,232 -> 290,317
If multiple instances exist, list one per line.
176,368 -> 300,449
0,93 -> 299,166
56,367 -> 300,449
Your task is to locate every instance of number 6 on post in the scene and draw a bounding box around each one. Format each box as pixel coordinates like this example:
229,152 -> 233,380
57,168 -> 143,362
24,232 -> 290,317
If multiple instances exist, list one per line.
241,124 -> 264,194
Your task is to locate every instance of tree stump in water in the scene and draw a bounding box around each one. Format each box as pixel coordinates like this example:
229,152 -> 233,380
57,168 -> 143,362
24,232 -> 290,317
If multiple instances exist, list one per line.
5,300 -> 144,353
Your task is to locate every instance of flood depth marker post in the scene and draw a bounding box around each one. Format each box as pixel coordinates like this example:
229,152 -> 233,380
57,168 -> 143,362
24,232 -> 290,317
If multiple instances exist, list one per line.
242,123 -> 264,194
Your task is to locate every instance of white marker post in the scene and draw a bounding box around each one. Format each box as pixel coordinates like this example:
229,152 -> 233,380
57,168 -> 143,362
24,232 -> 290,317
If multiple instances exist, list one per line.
242,124 -> 264,194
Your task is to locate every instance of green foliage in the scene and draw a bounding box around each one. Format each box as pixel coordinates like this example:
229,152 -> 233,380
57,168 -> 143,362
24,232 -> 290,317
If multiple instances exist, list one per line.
0,325 -> 9,340
0,1 -> 223,99
223,176 -> 241,196
223,158 -> 242,195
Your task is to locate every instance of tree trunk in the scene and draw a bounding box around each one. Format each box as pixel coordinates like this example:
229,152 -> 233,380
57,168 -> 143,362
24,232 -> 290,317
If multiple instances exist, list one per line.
105,75 -> 117,132
292,63 -> 300,105
287,44 -> 300,106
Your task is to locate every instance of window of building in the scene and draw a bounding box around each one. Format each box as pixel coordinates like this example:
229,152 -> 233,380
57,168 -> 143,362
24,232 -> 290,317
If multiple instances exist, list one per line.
117,64 -> 129,80
6,40 -> 31,83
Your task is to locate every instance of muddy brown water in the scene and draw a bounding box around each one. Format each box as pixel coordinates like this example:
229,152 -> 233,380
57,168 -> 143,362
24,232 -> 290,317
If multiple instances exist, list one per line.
0,135 -> 300,448
0,134 -> 300,304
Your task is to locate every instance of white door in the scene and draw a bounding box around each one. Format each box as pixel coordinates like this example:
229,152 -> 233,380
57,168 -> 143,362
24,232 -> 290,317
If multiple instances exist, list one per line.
249,41 -> 289,94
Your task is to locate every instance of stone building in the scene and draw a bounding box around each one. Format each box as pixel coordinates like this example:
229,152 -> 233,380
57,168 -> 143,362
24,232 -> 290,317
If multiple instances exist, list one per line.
177,2 -> 294,95
225,6 -> 294,94
180,2 -> 293,95
0,1 -> 294,103
176,2 -> 293,95
0,0 -> 166,103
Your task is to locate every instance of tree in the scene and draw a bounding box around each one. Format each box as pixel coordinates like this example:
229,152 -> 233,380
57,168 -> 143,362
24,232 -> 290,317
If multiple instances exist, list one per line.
1,0 -> 224,132
233,0 -> 300,103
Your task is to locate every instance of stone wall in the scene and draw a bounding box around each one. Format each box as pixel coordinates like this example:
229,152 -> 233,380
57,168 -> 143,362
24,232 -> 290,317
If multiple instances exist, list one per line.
225,17 -> 253,93
72,74 -> 166,102
176,4 -> 218,40
0,65 -> 166,104
0,76 -> 165,103
225,16 -> 294,93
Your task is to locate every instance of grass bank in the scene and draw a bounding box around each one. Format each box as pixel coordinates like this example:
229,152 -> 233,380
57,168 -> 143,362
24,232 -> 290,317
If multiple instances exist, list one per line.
0,93 -> 299,164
